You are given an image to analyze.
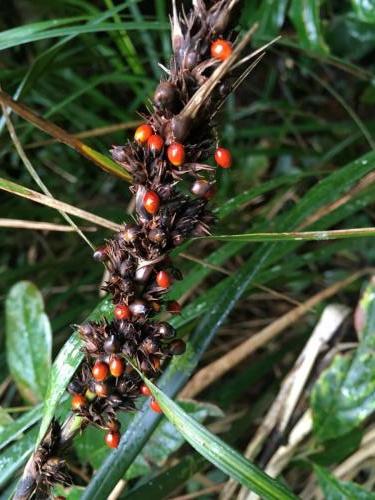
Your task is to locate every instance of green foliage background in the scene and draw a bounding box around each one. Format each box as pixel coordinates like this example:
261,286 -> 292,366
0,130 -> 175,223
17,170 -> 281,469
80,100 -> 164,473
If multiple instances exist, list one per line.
1,0 -> 375,498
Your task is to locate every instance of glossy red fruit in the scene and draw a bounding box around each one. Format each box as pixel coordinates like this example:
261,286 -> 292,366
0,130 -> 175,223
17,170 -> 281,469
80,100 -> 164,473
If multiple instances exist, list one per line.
214,147 -> 232,168
210,39 -> 233,61
109,356 -> 125,377
105,431 -> 120,449
167,142 -> 185,167
134,124 -> 153,144
114,304 -> 131,321
140,383 -> 152,397
143,191 -> 160,215
147,134 -> 164,153
71,394 -> 87,410
92,361 -> 109,382
167,300 -> 182,314
156,270 -> 171,288
150,399 -> 162,413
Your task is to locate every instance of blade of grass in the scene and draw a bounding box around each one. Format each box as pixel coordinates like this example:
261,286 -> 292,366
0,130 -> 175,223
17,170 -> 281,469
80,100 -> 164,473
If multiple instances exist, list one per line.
0,20 -> 168,51
207,227 -> 375,242
138,377 -> 298,500
0,89 -> 132,182
0,177 -> 122,231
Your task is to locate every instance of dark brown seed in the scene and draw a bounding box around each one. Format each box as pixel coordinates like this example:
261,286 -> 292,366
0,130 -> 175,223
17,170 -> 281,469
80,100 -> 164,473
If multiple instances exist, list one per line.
135,265 -> 153,283
157,322 -> 176,339
142,338 -> 158,354
191,179 -> 212,197
171,115 -> 192,143
107,393 -> 123,406
185,51 -> 198,70
104,335 -> 121,354
67,379 -> 84,395
172,233 -> 185,246
95,382 -> 111,398
168,339 -> 186,355
140,359 -> 150,373
154,81 -> 179,111
151,356 -> 161,371
129,300 -> 149,317
78,323 -> 93,337
148,228 -> 166,244
93,246 -> 108,262
120,224 -> 139,243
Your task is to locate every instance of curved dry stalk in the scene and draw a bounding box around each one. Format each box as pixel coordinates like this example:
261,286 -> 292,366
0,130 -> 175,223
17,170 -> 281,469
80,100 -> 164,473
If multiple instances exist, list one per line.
0,219 -> 96,232
180,271 -> 368,400
0,177 -> 121,231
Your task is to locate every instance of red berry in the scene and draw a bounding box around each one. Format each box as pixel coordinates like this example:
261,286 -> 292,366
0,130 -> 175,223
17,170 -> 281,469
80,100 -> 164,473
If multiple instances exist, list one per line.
211,39 -> 233,61
143,191 -> 160,215
92,361 -> 109,382
167,300 -> 182,314
114,304 -> 131,321
140,383 -> 152,397
150,399 -> 162,413
109,356 -> 125,377
71,394 -> 87,410
147,134 -> 164,153
105,431 -> 120,449
167,143 -> 185,167
156,270 -> 171,289
214,147 -> 232,168
134,124 -> 153,144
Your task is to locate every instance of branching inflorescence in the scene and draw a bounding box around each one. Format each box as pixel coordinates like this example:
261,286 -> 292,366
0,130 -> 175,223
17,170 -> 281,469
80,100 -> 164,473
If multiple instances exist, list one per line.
15,1 -> 269,498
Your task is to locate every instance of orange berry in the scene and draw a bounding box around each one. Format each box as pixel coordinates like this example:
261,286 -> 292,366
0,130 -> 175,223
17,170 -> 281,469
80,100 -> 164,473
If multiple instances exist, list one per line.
156,270 -> 171,288
210,39 -> 233,61
150,399 -> 162,413
214,147 -> 232,168
143,191 -> 160,215
114,304 -> 131,321
92,361 -> 109,382
109,356 -> 125,377
134,124 -> 153,143
104,431 -> 120,449
140,383 -> 152,397
71,394 -> 87,410
167,142 -> 185,167
147,134 -> 164,153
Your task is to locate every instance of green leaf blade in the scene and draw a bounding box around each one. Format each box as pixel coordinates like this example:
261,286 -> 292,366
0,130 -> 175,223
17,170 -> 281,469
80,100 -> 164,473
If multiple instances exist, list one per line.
143,379 -> 297,500
5,281 -> 52,403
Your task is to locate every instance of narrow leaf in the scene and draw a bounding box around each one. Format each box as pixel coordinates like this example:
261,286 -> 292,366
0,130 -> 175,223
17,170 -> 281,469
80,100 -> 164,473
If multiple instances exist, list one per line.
0,177 -> 122,231
0,90 -> 131,182
207,227 -> 375,242
141,379 -> 297,500
5,282 -> 52,403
